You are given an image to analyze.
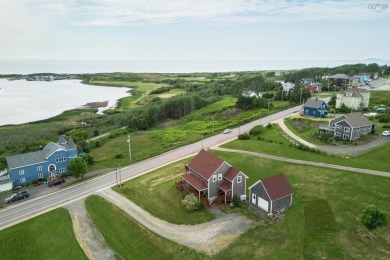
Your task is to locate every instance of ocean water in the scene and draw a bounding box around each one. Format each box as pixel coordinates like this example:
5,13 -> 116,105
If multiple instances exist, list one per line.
0,59 -> 389,74
0,79 -> 130,126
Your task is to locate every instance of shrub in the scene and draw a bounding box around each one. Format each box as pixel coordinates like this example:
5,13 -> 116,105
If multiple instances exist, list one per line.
266,123 -> 273,129
249,125 -> 263,135
114,153 -> 124,159
232,195 -> 241,207
361,205 -> 388,230
238,133 -> 250,140
181,194 -> 200,212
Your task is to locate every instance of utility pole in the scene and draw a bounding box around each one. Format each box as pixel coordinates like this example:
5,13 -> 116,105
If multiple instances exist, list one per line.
119,165 -> 122,188
115,168 -> 118,186
212,116 -> 214,133
127,134 -> 132,163
300,88 -> 303,104
268,99 -> 271,112
201,134 -> 204,149
259,113 -> 262,126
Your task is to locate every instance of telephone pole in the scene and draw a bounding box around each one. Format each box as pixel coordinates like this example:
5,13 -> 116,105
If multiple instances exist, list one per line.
127,134 -> 132,163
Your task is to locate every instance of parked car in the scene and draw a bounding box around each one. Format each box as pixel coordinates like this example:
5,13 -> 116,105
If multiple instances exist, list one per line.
48,177 -> 65,187
382,131 -> 390,136
4,190 -> 29,204
223,129 -> 232,134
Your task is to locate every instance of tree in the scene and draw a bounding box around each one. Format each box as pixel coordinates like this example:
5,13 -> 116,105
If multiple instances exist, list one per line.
181,194 -> 199,212
68,157 -> 88,179
361,205 -> 388,230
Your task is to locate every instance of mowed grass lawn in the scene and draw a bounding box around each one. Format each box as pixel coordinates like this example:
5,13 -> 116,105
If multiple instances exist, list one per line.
92,150 -> 390,259
223,125 -> 390,172
85,196 -> 204,260
0,208 -> 86,259
112,158 -> 215,224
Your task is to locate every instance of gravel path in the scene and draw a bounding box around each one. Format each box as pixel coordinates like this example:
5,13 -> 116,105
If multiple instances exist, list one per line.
64,199 -> 115,260
97,189 -> 253,255
276,118 -> 390,156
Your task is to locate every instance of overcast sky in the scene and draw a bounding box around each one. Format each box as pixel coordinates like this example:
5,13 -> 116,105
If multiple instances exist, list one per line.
1,0 -> 389,61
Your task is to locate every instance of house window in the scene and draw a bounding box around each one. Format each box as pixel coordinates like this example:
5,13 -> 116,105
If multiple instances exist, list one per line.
357,127 -> 360,131
212,175 -> 217,182
237,176 -> 242,183
218,173 -> 222,181
19,170 -> 25,175
38,173 -> 43,178
20,178 -> 26,183
344,127 -> 350,132
305,110 -> 308,114
59,168 -> 66,173
37,166 -> 42,171
332,123 -> 336,128
337,125 -> 341,129
356,134 -> 360,138
335,132 -> 341,137
368,125 -> 371,129
343,134 -> 349,140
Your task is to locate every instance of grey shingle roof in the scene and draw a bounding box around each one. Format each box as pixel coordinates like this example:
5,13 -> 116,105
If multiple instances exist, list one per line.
328,74 -> 350,79
66,137 -> 77,150
57,135 -> 67,145
304,98 -> 326,109
6,142 -> 65,170
338,112 -> 374,127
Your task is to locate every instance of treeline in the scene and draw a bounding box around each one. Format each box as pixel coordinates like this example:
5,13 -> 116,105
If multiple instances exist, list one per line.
284,63 -> 386,83
236,96 -> 273,110
126,94 -> 214,130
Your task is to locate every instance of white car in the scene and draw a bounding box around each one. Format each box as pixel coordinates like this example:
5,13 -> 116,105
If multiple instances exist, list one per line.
382,131 -> 390,136
223,129 -> 232,134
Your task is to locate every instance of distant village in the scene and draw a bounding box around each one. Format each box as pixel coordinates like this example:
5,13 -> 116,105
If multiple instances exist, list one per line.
7,74 -> 77,82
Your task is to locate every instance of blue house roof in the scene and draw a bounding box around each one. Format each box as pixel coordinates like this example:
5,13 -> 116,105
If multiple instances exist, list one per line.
304,98 -> 327,109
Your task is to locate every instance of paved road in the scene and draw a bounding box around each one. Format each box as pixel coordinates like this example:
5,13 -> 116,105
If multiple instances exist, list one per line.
0,105 -> 301,231
214,147 -> 390,178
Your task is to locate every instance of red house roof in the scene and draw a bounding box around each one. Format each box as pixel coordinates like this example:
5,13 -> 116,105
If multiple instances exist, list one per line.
261,173 -> 293,201
224,167 -> 240,181
187,149 -> 224,180
181,173 -> 208,191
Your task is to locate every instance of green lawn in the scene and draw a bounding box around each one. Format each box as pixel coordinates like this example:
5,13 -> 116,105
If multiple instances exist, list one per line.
91,150 -> 390,259
85,195 -> 204,260
222,125 -> 390,172
0,208 -> 86,259
284,117 -> 332,145
112,158 -> 215,224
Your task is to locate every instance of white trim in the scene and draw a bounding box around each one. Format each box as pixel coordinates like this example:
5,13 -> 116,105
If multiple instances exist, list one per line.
218,173 -> 222,181
248,180 -> 261,190
237,176 -> 242,183
260,181 -> 271,201
45,148 -> 66,160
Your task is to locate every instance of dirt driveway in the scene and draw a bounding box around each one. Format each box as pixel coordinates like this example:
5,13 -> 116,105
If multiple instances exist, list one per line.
97,189 -> 253,255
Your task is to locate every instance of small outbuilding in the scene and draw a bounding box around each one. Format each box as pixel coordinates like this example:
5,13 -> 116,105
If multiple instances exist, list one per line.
302,98 -> 328,118
248,173 -> 293,213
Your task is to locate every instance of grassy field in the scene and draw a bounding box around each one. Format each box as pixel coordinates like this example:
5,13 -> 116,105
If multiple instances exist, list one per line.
0,208 -> 86,259
89,150 -> 390,258
284,116 -> 330,145
222,125 -> 390,172
112,158 -> 215,224
85,195 -> 204,260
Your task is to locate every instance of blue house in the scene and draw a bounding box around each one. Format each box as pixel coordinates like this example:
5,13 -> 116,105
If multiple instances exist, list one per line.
6,136 -> 78,187
302,98 -> 328,118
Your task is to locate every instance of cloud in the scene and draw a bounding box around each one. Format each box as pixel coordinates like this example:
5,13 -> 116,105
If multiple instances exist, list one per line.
71,0 -> 380,26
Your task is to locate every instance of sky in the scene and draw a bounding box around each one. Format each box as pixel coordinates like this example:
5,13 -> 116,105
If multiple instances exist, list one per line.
0,0 -> 389,61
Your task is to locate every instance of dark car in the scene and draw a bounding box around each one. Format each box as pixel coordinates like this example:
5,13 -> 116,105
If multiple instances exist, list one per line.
48,177 -> 65,187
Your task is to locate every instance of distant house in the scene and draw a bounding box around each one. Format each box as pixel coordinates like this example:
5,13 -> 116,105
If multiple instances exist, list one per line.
282,82 -> 295,92
319,112 -> 375,141
242,91 -> 258,98
328,74 -> 351,87
176,149 -> 248,205
336,86 -> 370,110
352,74 -> 370,83
0,172 -> 13,192
300,78 -> 315,84
302,98 -> 328,118
248,173 -> 293,213
6,136 -> 78,187
306,84 -> 322,93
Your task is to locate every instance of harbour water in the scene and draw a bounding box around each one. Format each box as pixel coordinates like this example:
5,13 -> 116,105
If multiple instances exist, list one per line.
0,59 -> 389,74
0,79 -> 130,126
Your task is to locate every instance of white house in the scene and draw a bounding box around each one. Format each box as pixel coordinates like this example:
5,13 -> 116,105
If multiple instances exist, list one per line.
242,91 -> 258,98
336,86 -> 370,110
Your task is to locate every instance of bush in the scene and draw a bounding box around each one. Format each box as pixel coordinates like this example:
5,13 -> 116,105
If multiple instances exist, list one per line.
249,125 -> 263,135
181,194 -> 201,212
114,153 -> 124,159
238,133 -> 250,140
361,205 -> 388,230
232,195 -> 241,207
267,123 -> 273,129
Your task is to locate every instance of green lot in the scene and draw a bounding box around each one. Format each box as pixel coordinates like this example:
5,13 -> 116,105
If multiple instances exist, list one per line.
91,150 -> 390,259
0,208 -> 86,259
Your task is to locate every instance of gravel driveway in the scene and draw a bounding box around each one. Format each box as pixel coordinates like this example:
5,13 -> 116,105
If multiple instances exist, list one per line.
97,189 -> 253,255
